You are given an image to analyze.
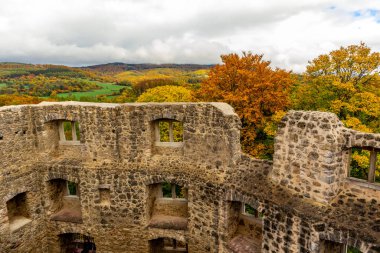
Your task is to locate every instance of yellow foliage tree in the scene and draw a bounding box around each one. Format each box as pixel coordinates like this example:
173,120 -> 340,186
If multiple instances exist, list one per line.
293,43 -> 380,132
136,85 -> 194,102
292,43 -> 380,180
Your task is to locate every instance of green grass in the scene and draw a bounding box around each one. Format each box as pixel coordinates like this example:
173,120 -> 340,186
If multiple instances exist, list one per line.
57,81 -> 124,99
0,83 -> 7,88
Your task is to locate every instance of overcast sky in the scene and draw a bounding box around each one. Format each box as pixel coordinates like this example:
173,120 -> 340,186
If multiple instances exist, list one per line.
0,0 -> 379,72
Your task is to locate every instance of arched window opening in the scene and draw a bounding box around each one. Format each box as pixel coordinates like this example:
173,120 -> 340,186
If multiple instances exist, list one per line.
6,192 -> 32,232
49,179 -> 82,223
59,233 -> 96,253
147,182 -> 188,230
150,237 -> 188,253
227,201 -> 263,253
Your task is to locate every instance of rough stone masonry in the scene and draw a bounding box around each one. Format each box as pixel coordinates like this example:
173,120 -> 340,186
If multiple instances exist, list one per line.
0,101 -> 379,253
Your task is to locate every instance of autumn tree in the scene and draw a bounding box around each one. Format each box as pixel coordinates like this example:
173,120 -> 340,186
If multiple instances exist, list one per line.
136,85 -> 193,140
137,85 -> 194,102
197,52 -> 293,158
116,78 -> 179,102
0,94 -> 43,106
292,43 -> 380,132
292,43 -> 380,180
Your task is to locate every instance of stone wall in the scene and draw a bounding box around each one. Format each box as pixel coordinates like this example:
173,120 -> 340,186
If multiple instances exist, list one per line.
0,102 -> 379,253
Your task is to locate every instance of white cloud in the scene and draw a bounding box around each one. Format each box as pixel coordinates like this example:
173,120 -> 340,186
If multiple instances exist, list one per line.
0,0 -> 379,72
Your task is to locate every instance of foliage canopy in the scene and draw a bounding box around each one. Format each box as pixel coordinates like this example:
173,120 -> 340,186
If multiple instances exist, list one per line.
137,85 -> 194,102
197,52 -> 293,158
292,42 -> 380,133
292,43 -> 380,177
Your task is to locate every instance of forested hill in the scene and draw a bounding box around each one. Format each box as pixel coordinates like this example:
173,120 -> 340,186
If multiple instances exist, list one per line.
0,62 -> 95,79
0,61 -> 211,105
83,63 -> 214,74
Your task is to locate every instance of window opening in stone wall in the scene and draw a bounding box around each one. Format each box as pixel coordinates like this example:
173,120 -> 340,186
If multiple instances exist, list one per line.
162,182 -> 186,199
6,192 -> 31,232
149,238 -> 188,253
98,185 -> 111,207
147,183 -> 188,230
319,240 -> 346,253
227,201 -> 263,253
242,203 -> 262,219
59,233 -> 96,253
320,241 -> 340,253
0,132 -> 3,140
163,238 -> 187,251
155,120 -> 183,145
49,179 -> 83,223
67,181 -> 78,196
319,240 -> 362,253
59,121 -> 80,144
349,147 -> 380,183
347,246 -> 362,253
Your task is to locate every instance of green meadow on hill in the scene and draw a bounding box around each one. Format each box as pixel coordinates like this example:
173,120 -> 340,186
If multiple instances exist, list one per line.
0,63 -> 210,102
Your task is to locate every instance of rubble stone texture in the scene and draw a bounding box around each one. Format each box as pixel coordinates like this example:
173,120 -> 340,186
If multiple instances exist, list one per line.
0,102 -> 379,253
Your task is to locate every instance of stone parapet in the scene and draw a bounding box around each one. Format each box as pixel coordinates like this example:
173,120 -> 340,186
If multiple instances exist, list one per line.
0,102 -> 379,253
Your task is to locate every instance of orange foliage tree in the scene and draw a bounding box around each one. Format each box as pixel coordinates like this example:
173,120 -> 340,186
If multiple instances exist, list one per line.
197,52 -> 293,158
0,94 -> 43,106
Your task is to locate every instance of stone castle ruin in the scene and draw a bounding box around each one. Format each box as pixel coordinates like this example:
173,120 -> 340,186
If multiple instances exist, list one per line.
0,101 -> 379,253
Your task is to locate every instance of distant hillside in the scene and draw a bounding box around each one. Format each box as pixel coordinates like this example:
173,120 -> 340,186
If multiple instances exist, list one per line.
0,62 -> 209,102
0,62 -> 91,79
83,63 -> 214,74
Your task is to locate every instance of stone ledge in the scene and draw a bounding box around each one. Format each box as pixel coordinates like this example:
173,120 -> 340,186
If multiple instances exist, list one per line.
98,184 -> 111,189
148,214 -> 188,230
155,142 -> 184,148
59,140 -> 82,146
50,207 -> 83,224
346,177 -> 380,191
155,198 -> 188,204
9,216 -> 32,233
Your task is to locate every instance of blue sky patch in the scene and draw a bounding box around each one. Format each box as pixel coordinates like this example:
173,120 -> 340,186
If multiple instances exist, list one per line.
353,10 -> 361,17
369,9 -> 379,16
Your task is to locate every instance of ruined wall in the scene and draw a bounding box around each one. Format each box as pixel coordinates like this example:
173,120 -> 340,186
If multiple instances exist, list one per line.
0,102 -> 379,253
270,111 -> 348,203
